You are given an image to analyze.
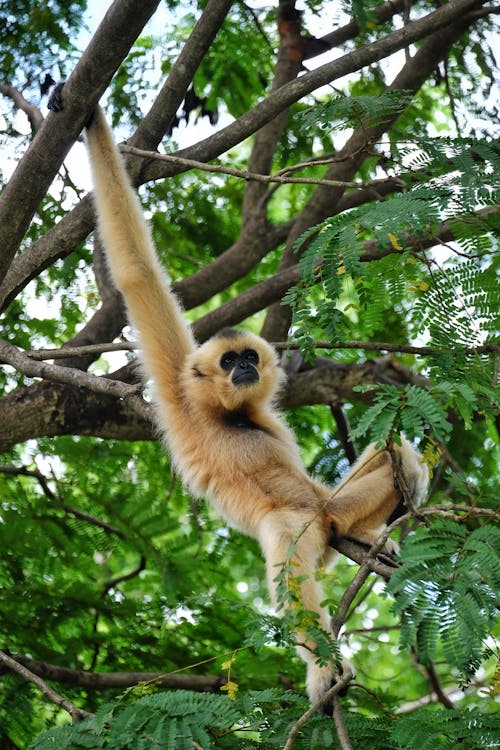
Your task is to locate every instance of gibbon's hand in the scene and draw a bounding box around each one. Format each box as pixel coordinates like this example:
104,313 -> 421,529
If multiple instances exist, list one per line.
47,81 -> 96,129
47,81 -> 65,113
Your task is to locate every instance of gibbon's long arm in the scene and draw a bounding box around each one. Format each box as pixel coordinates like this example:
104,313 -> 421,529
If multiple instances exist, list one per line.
84,107 -> 195,403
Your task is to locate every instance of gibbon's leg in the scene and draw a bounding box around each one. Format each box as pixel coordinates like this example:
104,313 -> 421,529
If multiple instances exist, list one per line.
326,439 -> 429,552
258,511 -> 339,706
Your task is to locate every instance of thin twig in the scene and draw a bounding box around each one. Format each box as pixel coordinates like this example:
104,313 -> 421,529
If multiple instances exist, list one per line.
101,556 -> 146,597
423,660 -> 456,710
272,340 -> 500,356
25,338 -> 500,362
0,650 -> 92,722
283,666 -> 354,750
120,144 -> 405,191
333,693 -> 354,750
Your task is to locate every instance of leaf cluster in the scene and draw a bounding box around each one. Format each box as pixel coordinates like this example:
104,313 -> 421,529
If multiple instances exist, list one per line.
0,0 -> 85,102
27,690 -> 500,749
388,520 -> 500,682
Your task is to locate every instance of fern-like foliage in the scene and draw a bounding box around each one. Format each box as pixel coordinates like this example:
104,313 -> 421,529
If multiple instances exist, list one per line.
349,383 -> 452,444
387,520 -> 500,682
284,122 -> 499,438
391,708 -> 500,750
28,691 -> 243,750
300,92 -> 414,132
27,689 -> 500,749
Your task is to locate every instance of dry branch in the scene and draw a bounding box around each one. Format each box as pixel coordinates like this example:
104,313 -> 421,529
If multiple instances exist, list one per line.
121,144 -> 405,191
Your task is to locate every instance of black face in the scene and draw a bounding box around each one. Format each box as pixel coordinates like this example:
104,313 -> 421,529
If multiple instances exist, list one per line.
220,348 -> 259,386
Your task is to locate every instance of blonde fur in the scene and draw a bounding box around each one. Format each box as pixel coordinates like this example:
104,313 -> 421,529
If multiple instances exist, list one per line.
85,107 -> 429,706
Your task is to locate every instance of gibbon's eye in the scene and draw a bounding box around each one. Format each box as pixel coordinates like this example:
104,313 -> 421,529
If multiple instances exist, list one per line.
242,349 -> 259,366
220,351 -> 238,371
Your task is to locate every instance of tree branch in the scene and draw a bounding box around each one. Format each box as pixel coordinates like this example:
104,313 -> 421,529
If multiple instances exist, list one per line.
311,0 -> 410,56
261,5 -> 486,340
145,0 -> 486,184
0,0 -> 162,283
0,338 -> 142,400
283,665 -> 354,750
0,84 -> 44,133
1,654 -> 226,693
0,356 -> 422,450
0,650 -> 92,722
128,0 -> 234,155
273,339 -> 500,357
24,323 -> 500,364
120,144 -> 406,191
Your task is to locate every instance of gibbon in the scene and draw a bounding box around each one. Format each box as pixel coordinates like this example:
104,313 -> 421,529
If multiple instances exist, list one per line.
49,88 -> 429,706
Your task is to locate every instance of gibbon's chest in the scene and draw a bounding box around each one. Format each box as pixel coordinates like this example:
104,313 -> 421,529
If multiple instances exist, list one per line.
165,403 -> 302,483
161,401 -> 329,531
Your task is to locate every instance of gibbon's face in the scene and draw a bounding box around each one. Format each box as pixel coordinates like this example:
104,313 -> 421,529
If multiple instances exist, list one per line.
183,329 -> 283,412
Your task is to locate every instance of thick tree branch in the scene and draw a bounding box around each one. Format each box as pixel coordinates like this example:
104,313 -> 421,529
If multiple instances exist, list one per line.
0,0 -> 162,284
0,0 -> 232,312
0,338 -> 142,400
313,0 -> 410,55
0,356 -> 422,450
145,0 -> 486,186
0,379 -> 154,452
262,14 -> 488,340
129,0 -> 234,156
241,0 -> 304,224
261,7 -> 486,339
191,205 -> 498,337
0,195 -> 95,312
1,1 -> 487,313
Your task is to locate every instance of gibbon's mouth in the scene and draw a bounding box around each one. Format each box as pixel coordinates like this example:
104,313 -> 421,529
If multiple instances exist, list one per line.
232,369 -> 259,386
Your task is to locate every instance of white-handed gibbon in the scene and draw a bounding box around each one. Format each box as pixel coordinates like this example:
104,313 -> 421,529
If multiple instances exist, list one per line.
49,88 -> 429,706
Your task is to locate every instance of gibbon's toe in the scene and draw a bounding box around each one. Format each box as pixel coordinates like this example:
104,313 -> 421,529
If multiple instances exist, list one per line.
382,537 -> 400,556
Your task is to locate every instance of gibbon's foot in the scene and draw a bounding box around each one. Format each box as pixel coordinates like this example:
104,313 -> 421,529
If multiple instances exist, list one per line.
331,526 -> 400,559
307,661 -> 352,715
344,534 -> 400,557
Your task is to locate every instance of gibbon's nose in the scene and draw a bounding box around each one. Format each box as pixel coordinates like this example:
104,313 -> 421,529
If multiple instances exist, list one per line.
232,360 -> 259,386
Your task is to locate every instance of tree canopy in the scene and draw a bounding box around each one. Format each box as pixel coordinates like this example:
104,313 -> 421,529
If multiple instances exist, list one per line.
0,0 -> 498,748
